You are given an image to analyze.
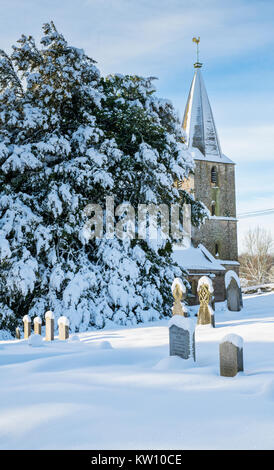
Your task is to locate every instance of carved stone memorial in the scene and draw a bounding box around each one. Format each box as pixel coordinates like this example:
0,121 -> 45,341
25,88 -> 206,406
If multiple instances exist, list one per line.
171,277 -> 188,317
197,276 -> 215,327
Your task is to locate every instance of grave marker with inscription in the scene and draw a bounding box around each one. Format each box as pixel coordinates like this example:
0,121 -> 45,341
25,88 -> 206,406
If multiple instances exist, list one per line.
169,315 -> 195,361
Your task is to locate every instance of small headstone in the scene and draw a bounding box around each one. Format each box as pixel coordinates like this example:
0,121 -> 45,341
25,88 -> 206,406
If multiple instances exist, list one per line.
23,315 -> 31,339
219,334 -> 244,377
58,316 -> 70,340
34,316 -> 42,335
169,315 -> 195,361
197,276 -> 215,327
45,311 -> 54,341
15,327 -> 21,340
171,277 -> 188,317
225,271 -> 243,312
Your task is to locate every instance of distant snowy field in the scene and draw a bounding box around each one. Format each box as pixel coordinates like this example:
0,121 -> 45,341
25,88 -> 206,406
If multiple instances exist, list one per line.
0,293 -> 274,450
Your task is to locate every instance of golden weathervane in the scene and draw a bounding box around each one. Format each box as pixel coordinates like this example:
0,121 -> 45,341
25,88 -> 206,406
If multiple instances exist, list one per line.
192,36 -> 202,67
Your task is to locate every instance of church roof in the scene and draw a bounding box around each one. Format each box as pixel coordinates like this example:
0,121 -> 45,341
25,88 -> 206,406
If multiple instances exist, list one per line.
172,243 -> 225,272
183,66 -> 234,164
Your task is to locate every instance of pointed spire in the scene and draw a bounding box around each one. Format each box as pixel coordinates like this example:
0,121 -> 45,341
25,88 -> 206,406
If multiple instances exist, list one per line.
183,66 -> 223,160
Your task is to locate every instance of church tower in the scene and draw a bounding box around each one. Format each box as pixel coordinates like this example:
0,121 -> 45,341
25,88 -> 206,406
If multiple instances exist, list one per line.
182,42 -> 239,276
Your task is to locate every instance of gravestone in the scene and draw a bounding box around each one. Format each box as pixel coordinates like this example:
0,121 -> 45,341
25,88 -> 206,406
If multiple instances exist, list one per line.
169,315 -> 195,361
15,327 -> 21,340
45,311 -> 54,341
225,271 -> 243,312
197,276 -> 215,327
219,334 -> 244,377
171,277 -> 188,317
34,317 -> 42,335
23,315 -> 31,339
58,316 -> 70,340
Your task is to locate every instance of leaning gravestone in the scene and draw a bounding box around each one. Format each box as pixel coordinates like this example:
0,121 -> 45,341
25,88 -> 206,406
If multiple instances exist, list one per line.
45,311 -> 54,341
169,316 -> 196,361
34,317 -> 42,335
171,277 -> 188,317
219,334 -> 244,377
225,271 -> 243,312
23,315 -> 31,339
197,276 -> 215,327
58,316 -> 70,340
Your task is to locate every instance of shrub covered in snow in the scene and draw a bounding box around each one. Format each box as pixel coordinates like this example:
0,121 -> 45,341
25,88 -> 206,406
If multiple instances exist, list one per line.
0,22 -> 207,333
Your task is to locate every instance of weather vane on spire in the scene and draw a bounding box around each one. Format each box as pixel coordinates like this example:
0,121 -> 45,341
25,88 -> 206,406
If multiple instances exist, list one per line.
192,37 -> 202,68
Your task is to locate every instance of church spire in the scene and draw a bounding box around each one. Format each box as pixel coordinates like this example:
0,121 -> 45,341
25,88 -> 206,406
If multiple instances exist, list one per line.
182,38 -> 231,162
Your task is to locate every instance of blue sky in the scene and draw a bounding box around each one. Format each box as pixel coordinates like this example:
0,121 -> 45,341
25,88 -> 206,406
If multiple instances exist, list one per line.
0,0 -> 273,252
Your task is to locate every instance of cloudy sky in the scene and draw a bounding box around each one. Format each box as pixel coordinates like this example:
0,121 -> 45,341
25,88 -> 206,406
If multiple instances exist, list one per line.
0,0 -> 273,252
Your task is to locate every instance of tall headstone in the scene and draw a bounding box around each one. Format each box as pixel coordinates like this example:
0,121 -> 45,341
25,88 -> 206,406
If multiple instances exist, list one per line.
219,334 -> 244,377
171,277 -> 188,317
197,276 -> 215,327
225,271 -> 243,312
23,315 -> 31,339
169,316 -> 195,361
45,311 -> 54,341
58,316 -> 70,340
34,317 -> 42,335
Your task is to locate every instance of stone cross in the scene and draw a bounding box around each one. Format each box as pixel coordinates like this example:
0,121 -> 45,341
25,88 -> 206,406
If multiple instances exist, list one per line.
197,276 -> 215,327
58,316 -> 70,340
45,311 -> 54,341
171,278 -> 188,317
219,334 -> 244,377
34,317 -> 42,335
23,315 -> 31,339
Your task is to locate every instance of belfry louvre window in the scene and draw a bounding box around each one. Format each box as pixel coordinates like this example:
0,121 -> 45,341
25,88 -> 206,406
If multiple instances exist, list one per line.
211,166 -> 218,184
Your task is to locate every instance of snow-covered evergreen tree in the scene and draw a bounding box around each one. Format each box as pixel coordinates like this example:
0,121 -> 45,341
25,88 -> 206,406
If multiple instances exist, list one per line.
0,22 -> 207,333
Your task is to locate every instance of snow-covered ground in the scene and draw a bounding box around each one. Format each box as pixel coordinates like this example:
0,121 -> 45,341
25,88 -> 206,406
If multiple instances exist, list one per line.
0,292 -> 274,450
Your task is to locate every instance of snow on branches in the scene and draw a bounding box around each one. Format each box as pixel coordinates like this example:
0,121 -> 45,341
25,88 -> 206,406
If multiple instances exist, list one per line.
0,23 -> 207,333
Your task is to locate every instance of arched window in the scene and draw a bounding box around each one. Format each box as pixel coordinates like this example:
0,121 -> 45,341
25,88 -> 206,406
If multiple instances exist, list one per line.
211,166 -> 218,185
215,243 -> 220,256
211,201 -> 216,216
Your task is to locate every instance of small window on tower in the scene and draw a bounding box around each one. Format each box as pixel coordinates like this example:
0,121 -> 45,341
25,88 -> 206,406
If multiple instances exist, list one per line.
211,166 -> 218,185
215,243 -> 220,256
211,201 -> 216,216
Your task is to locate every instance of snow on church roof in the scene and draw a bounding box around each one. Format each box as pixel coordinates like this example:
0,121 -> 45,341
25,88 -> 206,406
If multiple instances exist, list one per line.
172,243 -> 225,272
183,66 -> 235,165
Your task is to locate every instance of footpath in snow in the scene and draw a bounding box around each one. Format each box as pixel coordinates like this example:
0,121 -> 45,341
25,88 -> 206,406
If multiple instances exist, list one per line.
0,292 -> 274,450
